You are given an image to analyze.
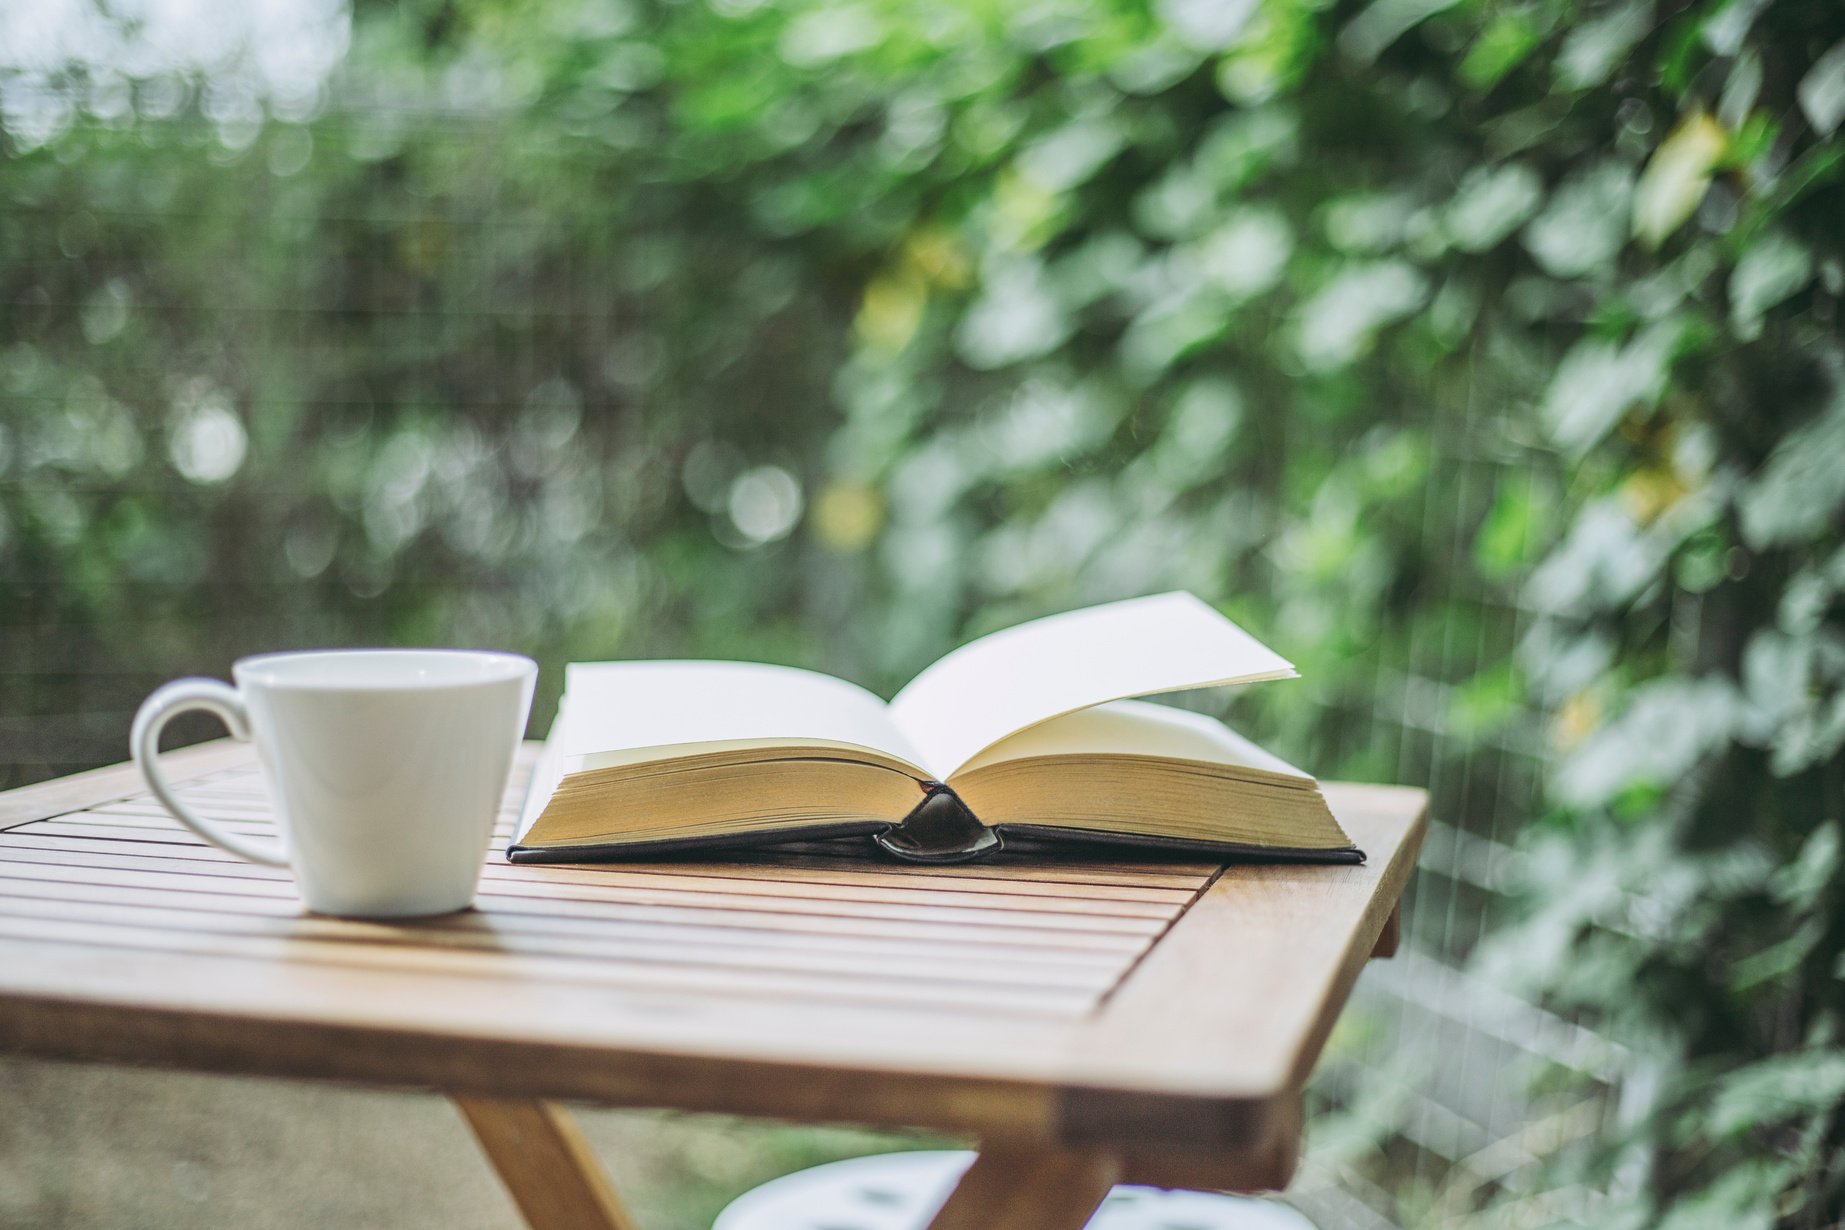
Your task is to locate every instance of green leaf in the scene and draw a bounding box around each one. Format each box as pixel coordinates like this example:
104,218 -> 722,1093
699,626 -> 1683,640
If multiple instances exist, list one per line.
1708,1050 -> 1845,1138
1445,662 -> 1525,740
1135,165 -> 1219,241
1156,0 -> 1258,52
1292,260 -> 1427,370
1738,383 -> 1845,548
1654,1158 -> 1795,1230
1731,917 -> 1823,990
1797,40 -> 1845,138
1121,294 -> 1236,379
1769,821 -> 1841,910
1523,160 -> 1633,277
1771,687 -> 1845,776
1474,477 -> 1556,578
1016,117 -> 1127,193
1556,2 -> 1651,90
1729,232 -> 1812,340
1445,162 -> 1544,252
1540,322 -> 1677,456
1718,50 -> 1764,129
1196,207 -> 1293,300
1702,0 -> 1769,57
1525,499 -> 1657,614
954,262 -> 1073,369
1459,9 -> 1545,90
1740,628 -> 1816,733
1322,192 -> 1415,254
1339,0 -> 1462,65
1556,676 -> 1739,807
777,5 -> 884,69
1656,10 -> 1710,96
1676,530 -> 1728,593
1778,545 -> 1845,634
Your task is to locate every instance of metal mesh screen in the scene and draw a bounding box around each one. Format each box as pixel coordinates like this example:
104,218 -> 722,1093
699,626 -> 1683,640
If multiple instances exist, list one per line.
1,81 -> 1617,1230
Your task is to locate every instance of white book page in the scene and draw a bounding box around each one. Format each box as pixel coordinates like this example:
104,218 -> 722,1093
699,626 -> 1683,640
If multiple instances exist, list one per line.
953,699 -> 1311,780
554,660 -> 925,770
514,717 -> 568,843
889,593 -> 1297,778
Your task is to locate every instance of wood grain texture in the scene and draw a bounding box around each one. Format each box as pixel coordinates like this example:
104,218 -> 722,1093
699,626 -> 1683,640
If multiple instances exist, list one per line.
456,1098 -> 638,1230
1373,902 -> 1402,959
0,844 -> 1151,952
1113,1091 -> 1304,1194
1053,783 -> 1427,1161
0,739 -> 1425,1177
924,1146 -> 1119,1230
0,740 -> 249,832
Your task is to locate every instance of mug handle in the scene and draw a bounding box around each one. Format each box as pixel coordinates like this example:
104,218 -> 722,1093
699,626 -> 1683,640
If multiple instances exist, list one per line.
131,679 -> 287,867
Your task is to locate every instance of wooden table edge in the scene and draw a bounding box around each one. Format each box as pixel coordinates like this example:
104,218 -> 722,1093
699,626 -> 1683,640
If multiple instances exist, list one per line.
1048,783 -> 1427,1179
0,987 -> 1065,1138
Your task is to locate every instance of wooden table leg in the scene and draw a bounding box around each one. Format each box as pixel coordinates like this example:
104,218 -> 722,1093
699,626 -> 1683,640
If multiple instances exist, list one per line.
924,1145 -> 1120,1230
455,1097 -> 640,1230
1371,901 -> 1402,958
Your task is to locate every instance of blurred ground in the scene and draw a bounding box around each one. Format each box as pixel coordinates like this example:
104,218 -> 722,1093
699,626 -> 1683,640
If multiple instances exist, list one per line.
0,1055 -> 933,1229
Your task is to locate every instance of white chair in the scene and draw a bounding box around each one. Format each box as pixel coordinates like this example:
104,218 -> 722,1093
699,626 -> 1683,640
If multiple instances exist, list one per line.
714,1150 -> 1318,1230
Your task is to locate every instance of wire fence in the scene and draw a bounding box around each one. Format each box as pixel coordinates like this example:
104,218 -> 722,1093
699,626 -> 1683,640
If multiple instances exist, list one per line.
1,102 -> 1609,1228
1284,368 -> 1620,1229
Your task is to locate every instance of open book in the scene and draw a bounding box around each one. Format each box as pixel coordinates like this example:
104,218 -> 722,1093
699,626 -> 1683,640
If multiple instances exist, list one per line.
512,593 -> 1361,865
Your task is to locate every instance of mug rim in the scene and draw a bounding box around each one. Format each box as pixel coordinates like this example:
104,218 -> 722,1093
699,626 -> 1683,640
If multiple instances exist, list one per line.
232,648 -> 537,691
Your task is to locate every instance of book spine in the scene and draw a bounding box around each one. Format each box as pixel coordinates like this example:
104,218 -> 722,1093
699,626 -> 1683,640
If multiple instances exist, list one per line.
872,783 -> 1003,864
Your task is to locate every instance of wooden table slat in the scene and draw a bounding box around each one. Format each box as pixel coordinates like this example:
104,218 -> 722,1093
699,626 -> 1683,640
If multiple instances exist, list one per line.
3,828 -> 1206,905
0,913 -> 1104,1019
13,821 -> 1190,919
0,854 -> 1145,956
59,809 -> 1208,901
0,876 -> 1133,989
0,843 -> 1152,952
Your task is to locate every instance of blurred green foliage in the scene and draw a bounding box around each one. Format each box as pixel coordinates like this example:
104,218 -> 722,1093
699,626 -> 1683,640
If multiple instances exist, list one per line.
3,0 -> 1844,1224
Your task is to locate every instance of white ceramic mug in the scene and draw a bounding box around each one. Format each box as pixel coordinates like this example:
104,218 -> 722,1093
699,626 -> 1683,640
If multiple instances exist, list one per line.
132,649 -> 537,918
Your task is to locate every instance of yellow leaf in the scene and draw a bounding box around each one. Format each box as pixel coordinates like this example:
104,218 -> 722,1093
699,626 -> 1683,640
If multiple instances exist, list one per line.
993,167 -> 1061,251
811,481 -> 884,553
903,226 -> 972,289
1552,690 -> 1604,752
854,274 -> 926,356
1618,467 -> 1689,523
1633,110 -> 1728,248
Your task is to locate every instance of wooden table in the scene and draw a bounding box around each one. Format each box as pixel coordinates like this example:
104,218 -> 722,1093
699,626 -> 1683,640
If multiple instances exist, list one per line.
0,740 -> 1424,1230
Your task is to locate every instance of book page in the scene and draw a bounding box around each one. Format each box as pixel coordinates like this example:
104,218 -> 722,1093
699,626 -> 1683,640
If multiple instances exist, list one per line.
889,592 -> 1297,777
554,661 -> 926,771
514,723 -> 568,843
952,699 -> 1312,781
